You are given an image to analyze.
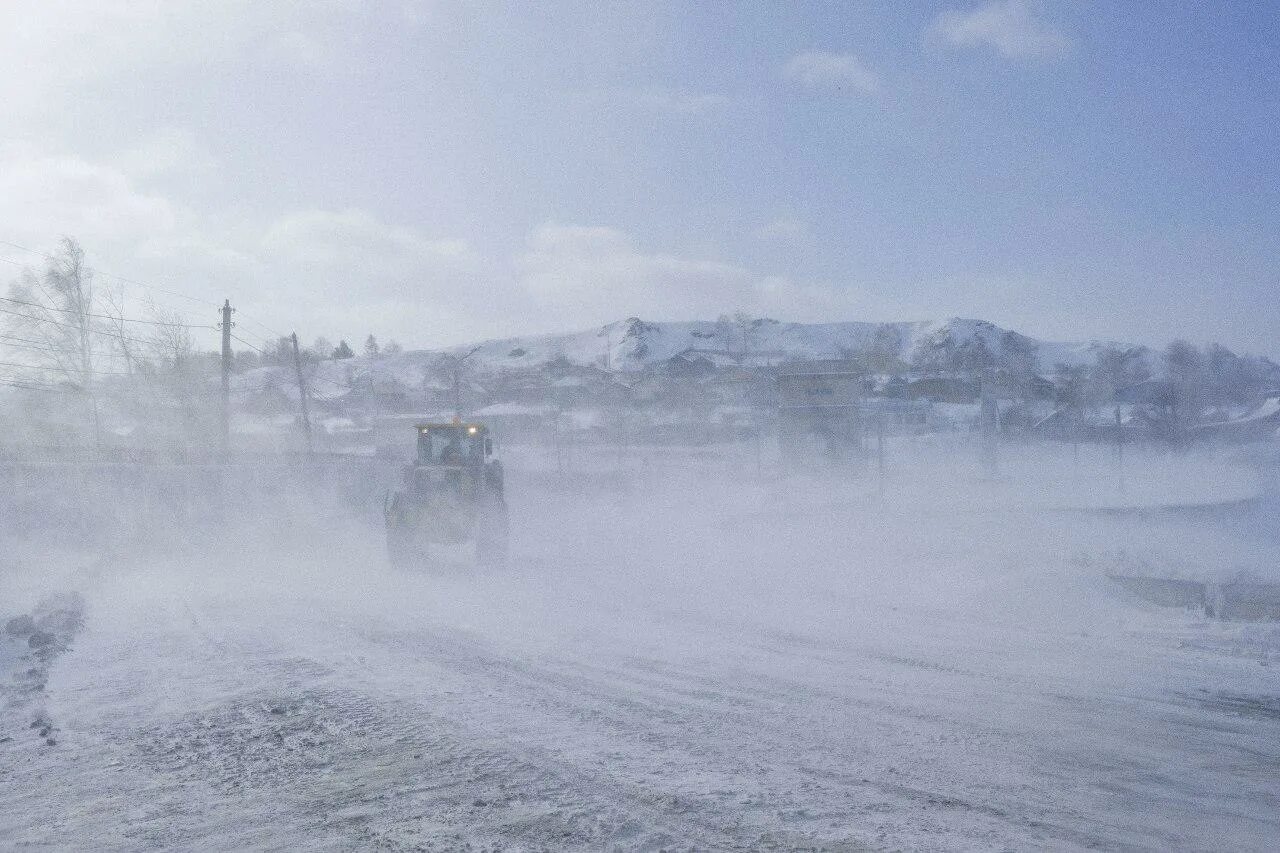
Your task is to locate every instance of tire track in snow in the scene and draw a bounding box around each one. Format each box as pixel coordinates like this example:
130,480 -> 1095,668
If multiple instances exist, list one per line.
346,622 -> 1092,850
134,601 -> 795,851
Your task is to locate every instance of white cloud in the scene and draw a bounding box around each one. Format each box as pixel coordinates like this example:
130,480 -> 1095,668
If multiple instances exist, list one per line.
0,146 -> 178,248
118,128 -> 216,179
0,131 -> 890,347
0,145 -> 497,344
242,208 -> 503,344
513,223 -> 889,329
783,51 -> 879,94
0,148 -> 892,346
261,209 -> 478,290
932,0 -> 1071,60
515,224 -> 761,323
0,2 -> 359,127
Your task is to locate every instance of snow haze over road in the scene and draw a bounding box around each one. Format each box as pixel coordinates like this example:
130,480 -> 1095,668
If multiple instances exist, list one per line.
3,448 -> 1279,851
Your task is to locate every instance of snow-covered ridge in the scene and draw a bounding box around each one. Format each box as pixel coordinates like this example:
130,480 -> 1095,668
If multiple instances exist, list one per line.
443,316 -> 1118,373
232,316 -> 1127,394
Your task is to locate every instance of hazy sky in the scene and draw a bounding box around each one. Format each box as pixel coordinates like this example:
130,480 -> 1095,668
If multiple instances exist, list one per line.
1,1 -> 1276,353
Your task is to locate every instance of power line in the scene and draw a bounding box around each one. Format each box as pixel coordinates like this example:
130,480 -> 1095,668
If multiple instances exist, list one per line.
0,332 -> 113,355
0,359 -> 136,377
0,253 -> 212,330
3,304 -> 271,363
0,331 -> 59,348
229,332 -> 268,355
0,375 -> 83,393
0,239 -> 216,309
0,339 -> 114,358
226,310 -> 286,343
0,305 -> 158,347
0,294 -> 215,329
0,238 -> 289,340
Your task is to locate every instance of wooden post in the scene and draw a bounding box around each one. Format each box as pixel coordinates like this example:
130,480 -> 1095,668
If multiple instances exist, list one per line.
877,410 -> 886,498
220,299 -> 233,456
1115,405 -> 1125,495
291,332 -> 314,454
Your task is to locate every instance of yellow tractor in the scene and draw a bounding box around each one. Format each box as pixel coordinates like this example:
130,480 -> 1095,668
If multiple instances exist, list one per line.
384,423 -> 508,569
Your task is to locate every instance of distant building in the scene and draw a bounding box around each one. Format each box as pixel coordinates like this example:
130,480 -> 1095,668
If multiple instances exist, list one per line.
775,360 -> 867,468
905,374 -> 979,404
469,402 -> 554,444
1192,396 -> 1280,443
858,397 -> 931,431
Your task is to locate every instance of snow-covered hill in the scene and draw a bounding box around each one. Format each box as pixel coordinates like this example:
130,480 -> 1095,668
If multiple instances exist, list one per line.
449,316 -> 1112,373
232,316 -> 1129,395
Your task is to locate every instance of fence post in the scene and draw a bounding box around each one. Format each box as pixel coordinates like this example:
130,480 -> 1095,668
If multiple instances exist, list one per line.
290,332 -> 314,454
219,299 -> 234,455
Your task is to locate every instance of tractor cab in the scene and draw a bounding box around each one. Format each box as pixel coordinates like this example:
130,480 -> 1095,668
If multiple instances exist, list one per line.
416,423 -> 492,468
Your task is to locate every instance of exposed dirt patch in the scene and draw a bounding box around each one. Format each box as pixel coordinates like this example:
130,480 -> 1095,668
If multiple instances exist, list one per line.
1,591 -> 84,747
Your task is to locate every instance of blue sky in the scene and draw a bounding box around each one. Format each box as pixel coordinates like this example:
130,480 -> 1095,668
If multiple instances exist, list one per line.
0,1 -> 1276,354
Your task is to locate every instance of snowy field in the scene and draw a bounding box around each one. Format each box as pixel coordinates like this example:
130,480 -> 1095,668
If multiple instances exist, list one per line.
3,450 -> 1280,851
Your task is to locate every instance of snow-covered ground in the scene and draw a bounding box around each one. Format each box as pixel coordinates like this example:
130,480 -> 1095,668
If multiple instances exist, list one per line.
3,453 -> 1279,851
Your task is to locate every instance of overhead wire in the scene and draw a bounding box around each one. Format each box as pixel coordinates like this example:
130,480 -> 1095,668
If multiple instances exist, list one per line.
0,294 -> 216,329
0,239 -> 396,407
0,379 -> 79,393
226,311 -> 287,344
0,238 -> 289,341
0,253 -> 205,332
0,305 -> 159,347
0,332 -> 116,356
0,239 -> 216,308
229,332 -> 268,355
0,359 -> 137,377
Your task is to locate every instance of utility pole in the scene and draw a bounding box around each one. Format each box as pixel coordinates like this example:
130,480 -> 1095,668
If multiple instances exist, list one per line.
452,368 -> 461,423
1072,407 -> 1080,471
1115,405 -> 1126,495
447,345 -> 482,423
553,405 -> 564,474
219,299 -> 233,456
291,332 -> 314,454
876,410 -> 886,498
753,411 -> 763,480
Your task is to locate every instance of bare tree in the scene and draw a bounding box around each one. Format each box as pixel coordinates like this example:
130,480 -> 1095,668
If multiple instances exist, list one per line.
100,284 -> 146,377
997,331 -> 1040,400
865,324 -> 905,374
148,304 -> 196,375
146,302 -> 206,442
2,238 -> 105,445
717,311 -> 758,365
1091,345 -> 1151,400
1160,340 -> 1206,447
437,346 -> 482,421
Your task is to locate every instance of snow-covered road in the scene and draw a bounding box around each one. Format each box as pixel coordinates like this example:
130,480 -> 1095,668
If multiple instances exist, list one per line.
3,464 -> 1279,851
